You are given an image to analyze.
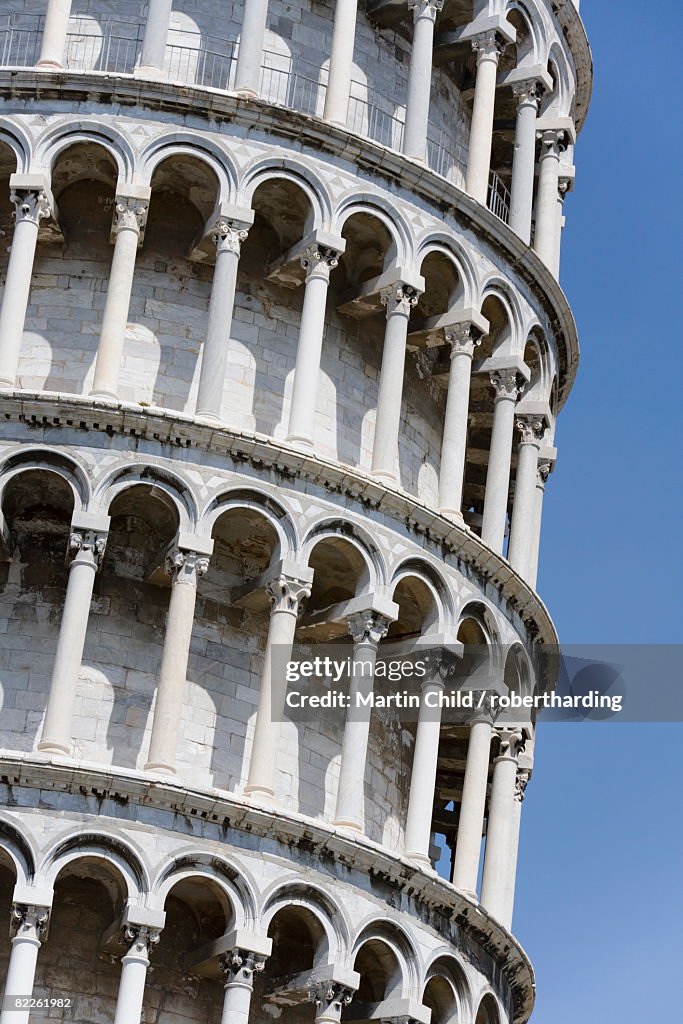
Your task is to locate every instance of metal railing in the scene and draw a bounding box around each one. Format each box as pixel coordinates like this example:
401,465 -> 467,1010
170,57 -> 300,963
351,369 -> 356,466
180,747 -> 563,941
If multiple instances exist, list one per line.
65,21 -> 142,75
0,14 -> 41,67
488,170 -> 511,223
260,51 -> 326,117
166,40 -> 235,91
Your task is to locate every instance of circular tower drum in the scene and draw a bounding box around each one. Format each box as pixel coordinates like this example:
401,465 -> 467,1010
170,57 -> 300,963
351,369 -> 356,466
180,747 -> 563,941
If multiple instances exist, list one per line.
0,2 -> 591,1023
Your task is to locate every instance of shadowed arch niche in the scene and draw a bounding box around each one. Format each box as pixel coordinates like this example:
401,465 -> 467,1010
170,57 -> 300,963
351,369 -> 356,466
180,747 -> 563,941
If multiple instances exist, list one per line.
0,139 -> 18,301
423,955 -> 472,1024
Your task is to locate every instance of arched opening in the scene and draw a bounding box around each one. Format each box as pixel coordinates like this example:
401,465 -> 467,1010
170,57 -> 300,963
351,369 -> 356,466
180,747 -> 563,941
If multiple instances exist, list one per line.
256,904 -> 329,1020
388,574 -> 439,643
522,334 -> 546,401
305,535 -> 370,627
0,849 -> 17,988
423,956 -> 471,1024
0,139 -> 18,280
476,993 -> 501,1024
351,934 -> 404,1013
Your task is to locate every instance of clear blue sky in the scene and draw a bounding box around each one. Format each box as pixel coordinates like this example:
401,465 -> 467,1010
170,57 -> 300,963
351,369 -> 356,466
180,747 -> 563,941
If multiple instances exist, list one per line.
513,3 -> 683,1021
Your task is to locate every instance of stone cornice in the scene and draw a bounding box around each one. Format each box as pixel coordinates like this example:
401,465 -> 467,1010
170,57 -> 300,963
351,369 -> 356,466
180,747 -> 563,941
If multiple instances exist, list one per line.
551,0 -> 593,133
0,754 -> 536,1023
0,392 -> 558,648
0,70 -> 579,410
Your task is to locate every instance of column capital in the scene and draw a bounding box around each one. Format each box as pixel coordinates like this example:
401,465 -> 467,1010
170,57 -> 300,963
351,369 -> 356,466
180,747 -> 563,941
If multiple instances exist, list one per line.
309,982 -> 355,1021
536,127 -> 569,159
67,528 -> 108,568
301,244 -> 342,282
11,903 -> 50,942
444,321 -> 483,357
408,0 -> 445,21
489,369 -> 525,401
166,547 -> 211,585
122,923 -> 161,958
10,187 -> 52,227
219,948 -> 267,985
266,570 -> 313,615
347,609 -> 392,648
380,281 -> 421,317
511,77 -> 545,109
537,457 -> 553,486
515,414 -> 545,444
494,727 -> 526,763
112,192 -> 150,243
470,29 -> 507,63
514,767 -> 531,803
212,218 -> 250,255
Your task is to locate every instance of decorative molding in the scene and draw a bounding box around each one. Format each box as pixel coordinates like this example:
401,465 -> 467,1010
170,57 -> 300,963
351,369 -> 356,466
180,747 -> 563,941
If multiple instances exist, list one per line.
10,188 -> 51,227
68,529 -> 107,568
347,611 -> 391,648
444,322 -> 482,358
515,416 -> 545,445
470,30 -> 507,63
490,370 -> 524,401
266,572 -> 313,615
113,196 -> 149,236
212,220 -> 249,255
11,903 -> 50,941
380,282 -> 421,317
300,244 -> 340,280
219,948 -> 267,986
166,548 -> 211,585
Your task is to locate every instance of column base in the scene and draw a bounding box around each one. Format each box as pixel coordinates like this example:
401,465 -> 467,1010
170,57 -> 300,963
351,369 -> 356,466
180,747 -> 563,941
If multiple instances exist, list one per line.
438,506 -> 466,525
0,379 -> 16,389
195,410 -> 222,425
134,65 -> 167,80
37,739 -> 71,756
143,761 -> 177,776
36,61 -> 64,69
404,851 -> 434,871
235,87 -> 260,99
89,388 -> 120,401
285,433 -> 315,452
332,817 -> 363,834
370,468 -> 399,486
243,783 -> 275,803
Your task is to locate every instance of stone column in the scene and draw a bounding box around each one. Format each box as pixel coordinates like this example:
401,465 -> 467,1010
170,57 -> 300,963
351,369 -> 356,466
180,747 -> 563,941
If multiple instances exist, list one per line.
528,458 -> 551,589
481,370 -> 523,554
38,517 -> 109,756
451,715 -> 492,898
0,905 -> 50,1024
333,610 -> 391,832
145,546 -> 211,774
534,129 -> 565,270
309,983 -> 355,1024
234,0 -> 269,97
466,31 -> 505,204
285,245 -> 341,450
37,0 -> 72,68
219,949 -> 266,1024
554,176 -> 571,277
404,671 -> 445,867
195,218 -> 250,422
507,416 -> 544,577
371,282 -> 420,482
0,181 -> 52,388
403,0 -> 444,162
501,767 -> 530,928
245,567 -> 313,801
480,730 -> 525,924
437,322 -> 481,519
323,0 -> 359,125
113,926 -> 159,1024
136,0 -> 173,77
509,80 -> 542,243
90,192 -> 150,400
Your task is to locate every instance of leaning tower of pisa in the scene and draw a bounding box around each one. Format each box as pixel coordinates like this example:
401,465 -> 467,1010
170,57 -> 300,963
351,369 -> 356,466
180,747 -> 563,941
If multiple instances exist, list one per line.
0,2 -> 591,1022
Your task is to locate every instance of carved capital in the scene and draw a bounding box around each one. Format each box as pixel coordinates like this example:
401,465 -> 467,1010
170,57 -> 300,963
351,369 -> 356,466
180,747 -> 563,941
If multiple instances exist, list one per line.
444,321 -> 482,358
347,611 -> 391,649
515,415 -> 545,444
122,924 -> 161,958
408,0 -> 445,22
301,244 -> 340,281
471,30 -> 507,63
10,188 -> 52,227
490,369 -> 524,401
511,78 -> 544,109
380,282 -> 420,317
212,219 -> 249,255
496,728 -> 526,761
219,948 -> 267,986
10,904 -> 50,942
113,196 -> 148,235
266,573 -> 312,615
515,768 -> 531,803
537,458 -> 552,485
68,529 -> 107,568
536,128 -> 568,159
309,982 -> 354,1021
166,547 -> 211,585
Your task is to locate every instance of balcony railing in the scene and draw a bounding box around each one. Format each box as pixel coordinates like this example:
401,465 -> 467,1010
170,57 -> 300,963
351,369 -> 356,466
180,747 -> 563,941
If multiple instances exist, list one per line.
0,16 -> 508,223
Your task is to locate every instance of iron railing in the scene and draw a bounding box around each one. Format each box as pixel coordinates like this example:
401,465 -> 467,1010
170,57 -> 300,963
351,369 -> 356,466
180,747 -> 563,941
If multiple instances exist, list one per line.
0,14 -> 41,67
65,20 -> 142,75
166,40 -> 235,91
488,170 -> 511,224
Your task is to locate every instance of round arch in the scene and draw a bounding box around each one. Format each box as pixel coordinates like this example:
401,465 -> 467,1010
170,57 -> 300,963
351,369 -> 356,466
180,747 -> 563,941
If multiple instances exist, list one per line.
260,879 -> 350,965
34,120 -> 135,184
93,463 -> 198,531
415,235 -> 479,309
200,486 -> 297,556
38,831 -> 150,899
240,159 -> 331,228
474,990 -> 503,1024
137,134 -> 238,197
423,949 -> 473,1022
150,850 -> 258,925
390,558 -> 454,635
0,448 -> 90,511
0,816 -> 37,886
478,277 -> 524,353
301,518 -> 387,591
0,119 -> 31,173
333,193 -> 412,267
351,917 -> 421,999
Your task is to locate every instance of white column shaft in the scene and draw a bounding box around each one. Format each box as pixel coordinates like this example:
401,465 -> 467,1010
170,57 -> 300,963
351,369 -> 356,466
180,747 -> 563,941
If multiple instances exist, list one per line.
113,950 -> 149,1024
38,545 -> 100,755
481,388 -> 518,553
528,468 -> 549,589
480,753 -> 518,924
90,218 -> 142,400
508,91 -> 539,242
323,0 -> 358,125
222,977 -> 253,1024
404,681 -> 443,865
438,339 -> 475,517
501,778 -> 526,928
196,229 -> 244,421
0,196 -> 47,388
534,139 -> 561,269
37,0 -> 72,68
0,936 -> 40,1024
452,719 -> 492,896
466,38 -> 501,203
235,0 -> 269,96
403,2 -> 440,162
507,435 -> 541,576
145,557 -> 203,773
371,287 -> 416,481
137,0 -> 173,74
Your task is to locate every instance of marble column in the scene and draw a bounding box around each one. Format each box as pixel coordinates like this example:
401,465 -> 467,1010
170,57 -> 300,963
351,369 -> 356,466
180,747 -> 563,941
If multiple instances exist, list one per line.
309,983 -> 355,1024
507,416 -> 544,577
437,322 -> 481,519
404,670 -> 445,867
403,0 -> 444,162
38,519 -> 109,756
534,128 -> 565,270
371,282 -> 420,482
0,905 -> 50,1024
509,79 -> 542,243
285,244 -> 341,450
528,457 -> 551,589
37,0 -> 72,68
480,730 -> 525,924
136,0 -> 173,76
196,218 -> 250,422
323,0 -> 359,125
245,568 -> 313,801
145,547 -> 211,773
554,176 -> 571,277
481,370 -> 523,554
466,31 -> 505,204
333,610 -> 391,832
234,0 -> 269,97
90,192 -> 149,400
219,949 -> 266,1024
113,926 -> 159,1024
501,767 -> 530,928
0,182 -> 52,388
451,715 -> 493,898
